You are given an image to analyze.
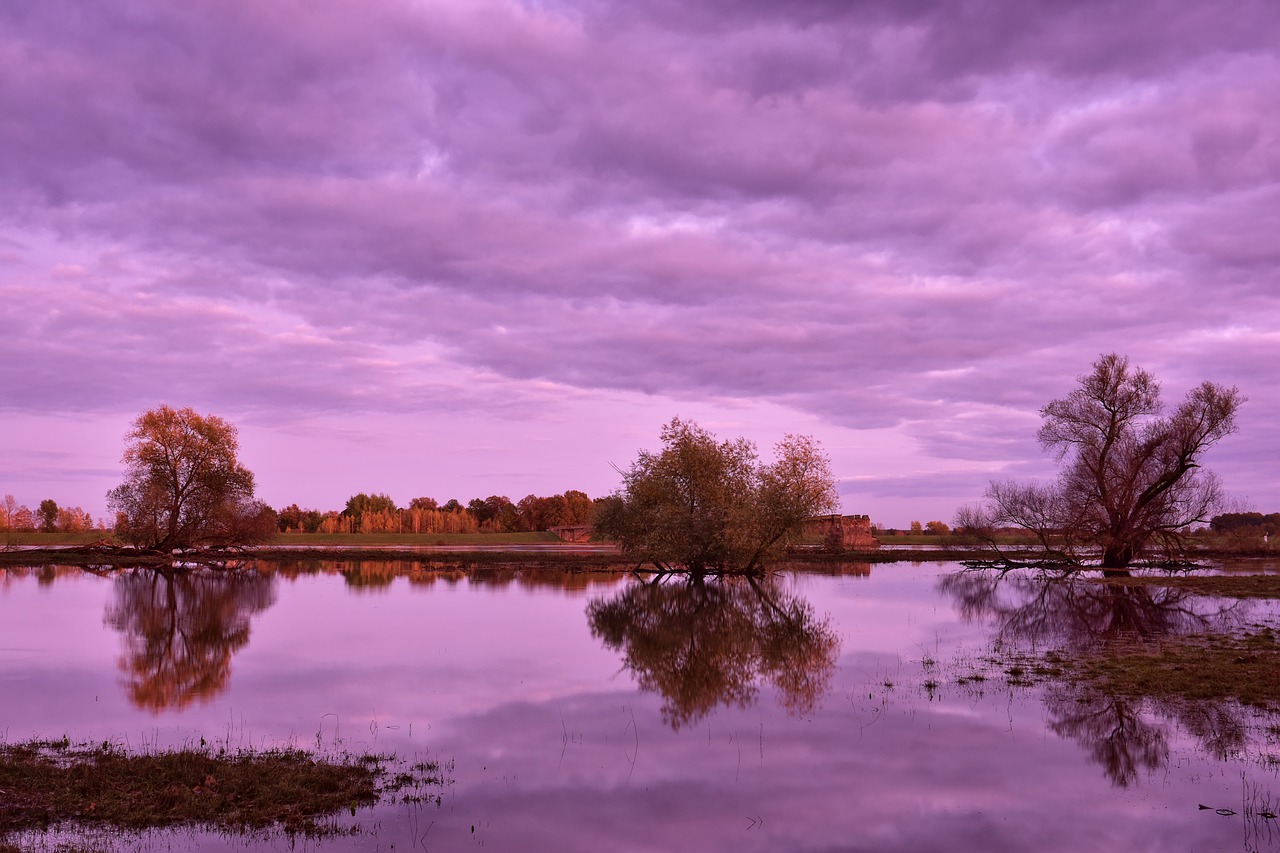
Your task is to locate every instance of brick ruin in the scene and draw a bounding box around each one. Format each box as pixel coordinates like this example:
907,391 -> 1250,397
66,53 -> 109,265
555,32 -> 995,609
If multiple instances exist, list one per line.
801,514 -> 880,550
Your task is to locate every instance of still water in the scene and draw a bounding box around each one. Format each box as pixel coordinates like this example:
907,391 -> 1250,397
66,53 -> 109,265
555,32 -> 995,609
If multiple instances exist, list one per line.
2,560 -> 1279,851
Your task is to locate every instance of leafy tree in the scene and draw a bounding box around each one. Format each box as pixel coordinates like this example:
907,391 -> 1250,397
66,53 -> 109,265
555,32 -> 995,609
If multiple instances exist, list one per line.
56,505 -> 94,532
37,499 -> 59,532
107,406 -> 268,550
960,354 -> 1244,569
409,496 -> 439,511
482,495 -> 518,532
593,418 -> 838,573
924,520 -> 949,535
343,492 -> 397,522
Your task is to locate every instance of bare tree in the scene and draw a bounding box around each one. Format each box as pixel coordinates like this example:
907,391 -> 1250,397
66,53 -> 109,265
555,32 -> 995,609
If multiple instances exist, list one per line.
961,354 -> 1244,569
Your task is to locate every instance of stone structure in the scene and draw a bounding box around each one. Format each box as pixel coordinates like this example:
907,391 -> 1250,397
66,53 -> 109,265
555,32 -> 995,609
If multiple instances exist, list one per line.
549,524 -> 593,543
802,514 -> 880,550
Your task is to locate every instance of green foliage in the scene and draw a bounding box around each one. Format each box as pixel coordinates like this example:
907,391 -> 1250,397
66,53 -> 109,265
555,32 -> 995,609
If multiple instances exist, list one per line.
343,492 -> 398,520
37,499 -> 59,532
593,418 -> 838,572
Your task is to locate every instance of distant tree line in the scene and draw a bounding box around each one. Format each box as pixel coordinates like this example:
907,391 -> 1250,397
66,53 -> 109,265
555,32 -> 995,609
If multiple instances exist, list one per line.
274,489 -> 597,535
1209,512 -> 1280,534
1,495 -> 99,532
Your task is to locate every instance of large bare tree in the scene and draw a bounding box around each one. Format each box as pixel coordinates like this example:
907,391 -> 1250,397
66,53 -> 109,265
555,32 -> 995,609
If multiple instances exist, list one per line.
961,354 -> 1244,569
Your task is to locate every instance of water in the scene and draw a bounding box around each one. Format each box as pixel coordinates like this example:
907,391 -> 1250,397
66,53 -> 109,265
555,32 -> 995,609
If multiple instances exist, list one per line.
2,560 -> 1279,851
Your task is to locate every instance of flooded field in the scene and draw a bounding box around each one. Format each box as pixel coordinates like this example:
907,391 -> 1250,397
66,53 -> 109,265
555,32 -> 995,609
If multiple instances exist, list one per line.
3,559 -> 1280,851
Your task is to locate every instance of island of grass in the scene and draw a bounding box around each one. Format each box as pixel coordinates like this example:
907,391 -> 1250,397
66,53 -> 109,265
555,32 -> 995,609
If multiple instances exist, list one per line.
0,738 -> 446,849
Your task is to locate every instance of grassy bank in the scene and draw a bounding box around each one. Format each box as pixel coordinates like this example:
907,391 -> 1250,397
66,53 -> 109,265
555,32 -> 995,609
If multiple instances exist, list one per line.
0,738 -> 446,847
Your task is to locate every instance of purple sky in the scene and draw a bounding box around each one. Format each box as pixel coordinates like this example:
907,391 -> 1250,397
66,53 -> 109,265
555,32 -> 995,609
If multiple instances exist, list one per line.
2,0 -> 1277,527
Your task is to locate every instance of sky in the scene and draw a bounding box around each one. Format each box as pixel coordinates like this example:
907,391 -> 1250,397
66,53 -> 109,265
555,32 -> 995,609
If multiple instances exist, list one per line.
1,0 -> 1277,528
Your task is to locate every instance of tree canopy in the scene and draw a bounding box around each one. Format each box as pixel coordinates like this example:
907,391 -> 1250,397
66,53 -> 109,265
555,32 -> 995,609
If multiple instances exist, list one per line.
107,406 -> 272,551
959,354 -> 1244,568
593,418 -> 838,573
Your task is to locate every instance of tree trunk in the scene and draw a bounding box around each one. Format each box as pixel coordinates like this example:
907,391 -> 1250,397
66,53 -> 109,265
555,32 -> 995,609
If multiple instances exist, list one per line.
1100,542 -> 1133,569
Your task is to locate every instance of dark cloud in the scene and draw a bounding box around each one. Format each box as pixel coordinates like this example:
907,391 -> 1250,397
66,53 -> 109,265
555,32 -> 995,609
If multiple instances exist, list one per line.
1,0 -> 1277,519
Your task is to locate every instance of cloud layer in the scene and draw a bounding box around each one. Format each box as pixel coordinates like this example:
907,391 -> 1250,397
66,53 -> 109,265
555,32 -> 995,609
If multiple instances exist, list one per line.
2,0 -> 1277,522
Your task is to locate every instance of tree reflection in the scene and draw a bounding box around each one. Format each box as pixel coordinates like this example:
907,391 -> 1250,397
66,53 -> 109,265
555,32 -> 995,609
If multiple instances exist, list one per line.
940,571 -> 1220,649
940,571 -> 1253,786
586,574 -> 839,730
105,568 -> 277,712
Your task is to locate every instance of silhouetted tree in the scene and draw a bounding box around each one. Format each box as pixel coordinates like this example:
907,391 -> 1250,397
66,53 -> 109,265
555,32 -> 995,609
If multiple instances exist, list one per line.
960,354 -> 1244,568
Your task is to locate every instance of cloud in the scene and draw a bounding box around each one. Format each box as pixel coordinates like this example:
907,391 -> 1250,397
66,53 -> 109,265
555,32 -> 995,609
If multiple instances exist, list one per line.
1,0 -> 1277,522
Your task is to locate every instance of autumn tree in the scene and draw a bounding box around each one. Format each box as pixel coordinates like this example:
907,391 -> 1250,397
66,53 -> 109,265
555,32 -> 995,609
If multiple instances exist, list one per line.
107,406 -> 269,550
37,499 -> 59,532
960,354 -> 1244,569
593,418 -> 839,573
343,492 -> 398,525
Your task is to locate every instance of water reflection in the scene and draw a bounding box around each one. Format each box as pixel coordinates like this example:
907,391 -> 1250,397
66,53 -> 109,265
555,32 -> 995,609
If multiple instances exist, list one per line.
104,568 -> 277,712
264,558 -> 630,594
940,571 -> 1259,786
940,571 -> 1236,647
586,574 -> 840,729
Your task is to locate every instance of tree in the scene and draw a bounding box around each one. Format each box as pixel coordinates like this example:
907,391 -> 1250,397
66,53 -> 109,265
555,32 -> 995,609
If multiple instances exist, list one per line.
593,418 -> 839,573
107,406 -> 266,551
343,492 -> 397,523
961,354 -> 1244,569
37,499 -> 59,532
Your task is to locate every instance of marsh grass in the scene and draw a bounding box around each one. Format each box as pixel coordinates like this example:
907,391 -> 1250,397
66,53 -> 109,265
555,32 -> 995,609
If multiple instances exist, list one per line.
1093,573 -> 1280,600
1070,628 -> 1280,708
950,628 -> 1280,708
0,738 -> 446,842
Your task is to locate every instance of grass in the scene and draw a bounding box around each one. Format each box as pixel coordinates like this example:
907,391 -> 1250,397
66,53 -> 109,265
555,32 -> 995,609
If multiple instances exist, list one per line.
0,532 -> 109,547
1092,573 -> 1280,600
1072,628 -> 1280,708
0,738 -> 446,843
